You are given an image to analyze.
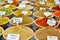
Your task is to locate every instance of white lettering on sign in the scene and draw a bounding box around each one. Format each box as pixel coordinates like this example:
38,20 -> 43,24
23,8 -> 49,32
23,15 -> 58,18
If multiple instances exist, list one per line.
22,11 -> 28,15
47,19 -> 56,26
7,34 -> 20,40
44,12 -> 52,17
47,36 -> 58,40
13,17 -> 23,23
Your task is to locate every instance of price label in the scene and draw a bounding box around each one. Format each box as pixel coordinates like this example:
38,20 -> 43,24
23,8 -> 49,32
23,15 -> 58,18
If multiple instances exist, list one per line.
54,0 -> 60,5
0,11 -> 5,15
39,1 -> 45,5
8,0 -> 13,3
40,7 -> 46,10
22,11 -> 28,15
13,18 -> 23,23
5,5 -> 10,8
21,1 -> 29,4
47,19 -> 56,26
7,34 -> 20,40
18,4 -> 26,8
47,36 -> 58,40
44,12 -> 52,17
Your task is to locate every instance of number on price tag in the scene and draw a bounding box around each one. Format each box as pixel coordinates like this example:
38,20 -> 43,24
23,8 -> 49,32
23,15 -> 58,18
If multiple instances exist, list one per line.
22,11 -> 28,15
0,11 -> 5,15
13,18 -> 23,23
18,4 -> 26,8
47,19 -> 56,26
47,36 -> 58,40
44,12 -> 52,17
7,34 -> 20,40
8,0 -> 13,3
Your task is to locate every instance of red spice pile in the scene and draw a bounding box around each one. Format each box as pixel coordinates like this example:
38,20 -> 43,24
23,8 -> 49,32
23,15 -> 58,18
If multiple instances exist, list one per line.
36,17 -> 49,27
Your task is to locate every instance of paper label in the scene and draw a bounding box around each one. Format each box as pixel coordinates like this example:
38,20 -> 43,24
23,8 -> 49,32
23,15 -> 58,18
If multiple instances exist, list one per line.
39,1 -> 45,5
40,7 -> 46,10
13,18 -> 23,23
8,0 -> 13,3
0,11 -> 5,15
22,11 -> 28,15
7,34 -> 20,40
5,5 -> 10,8
54,0 -> 60,5
47,36 -> 58,40
21,1 -> 29,4
44,12 -> 52,16
47,19 -> 56,26
18,4 -> 26,8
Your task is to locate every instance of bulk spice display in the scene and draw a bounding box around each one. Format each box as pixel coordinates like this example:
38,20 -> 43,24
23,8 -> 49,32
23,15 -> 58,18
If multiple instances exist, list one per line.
0,0 -> 60,40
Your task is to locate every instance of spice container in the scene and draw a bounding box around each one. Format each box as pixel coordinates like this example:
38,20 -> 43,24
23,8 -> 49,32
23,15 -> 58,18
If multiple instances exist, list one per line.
3,25 -> 34,40
9,17 -> 34,26
54,11 -> 60,20
0,27 -> 4,36
0,16 -> 9,28
34,17 -> 59,28
13,9 -> 32,17
34,26 -> 60,40
33,10 -> 53,18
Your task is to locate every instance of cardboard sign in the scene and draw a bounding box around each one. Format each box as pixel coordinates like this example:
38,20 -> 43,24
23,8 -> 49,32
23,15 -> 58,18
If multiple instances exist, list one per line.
13,18 -> 23,23
47,36 -> 58,40
7,34 -> 20,40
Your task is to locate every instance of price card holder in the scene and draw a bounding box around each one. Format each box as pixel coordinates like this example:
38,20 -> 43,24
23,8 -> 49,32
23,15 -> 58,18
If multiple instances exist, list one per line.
13,17 -> 23,26
7,34 -> 20,40
47,36 -> 58,40
8,0 -> 13,3
44,12 -> 52,17
22,11 -> 28,15
47,19 -> 56,26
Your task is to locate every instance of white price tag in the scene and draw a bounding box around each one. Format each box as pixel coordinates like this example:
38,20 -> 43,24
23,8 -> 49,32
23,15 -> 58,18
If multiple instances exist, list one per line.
7,34 -> 20,40
39,1 -> 45,5
18,4 -> 26,8
13,17 -> 23,23
5,5 -> 10,8
8,0 -> 13,3
47,36 -> 58,40
40,7 -> 46,10
21,1 -> 29,4
47,19 -> 56,26
44,12 -> 52,17
0,11 -> 5,15
22,11 -> 28,15
54,0 -> 60,5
